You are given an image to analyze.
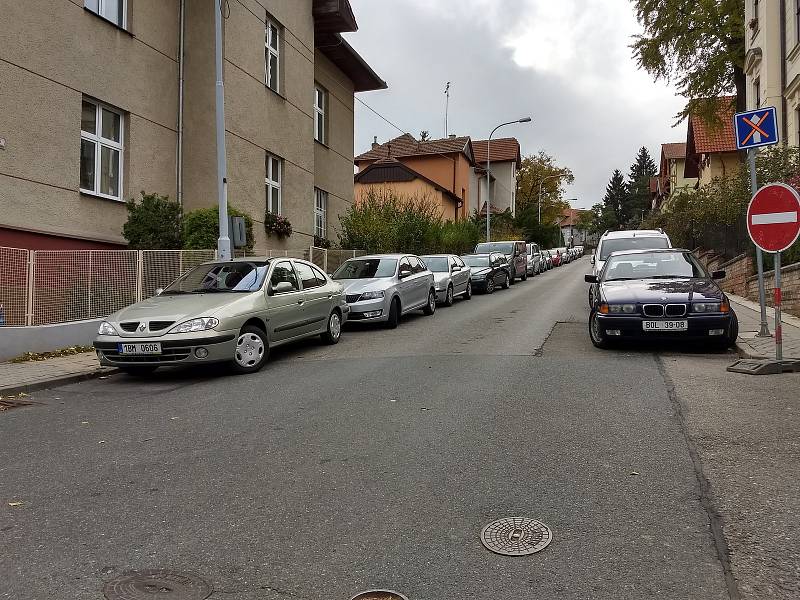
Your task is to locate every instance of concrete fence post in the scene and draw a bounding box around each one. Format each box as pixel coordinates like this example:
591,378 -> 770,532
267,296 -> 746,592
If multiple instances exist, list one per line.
25,250 -> 35,326
136,251 -> 144,303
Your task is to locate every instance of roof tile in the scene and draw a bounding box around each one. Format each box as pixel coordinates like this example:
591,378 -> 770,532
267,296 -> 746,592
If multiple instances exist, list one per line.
356,134 -> 472,162
689,97 -> 738,154
472,138 -> 520,164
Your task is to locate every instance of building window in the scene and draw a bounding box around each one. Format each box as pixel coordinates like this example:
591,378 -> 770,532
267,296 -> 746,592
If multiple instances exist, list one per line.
314,188 -> 328,238
80,98 -> 123,200
265,154 -> 282,215
314,86 -> 327,144
84,0 -> 125,27
265,20 -> 280,92
754,78 -> 761,107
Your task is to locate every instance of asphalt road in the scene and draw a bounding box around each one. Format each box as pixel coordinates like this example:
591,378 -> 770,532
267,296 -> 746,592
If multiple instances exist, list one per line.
1,257 -> 732,600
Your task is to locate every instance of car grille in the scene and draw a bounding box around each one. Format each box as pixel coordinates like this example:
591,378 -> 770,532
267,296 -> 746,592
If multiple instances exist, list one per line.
100,348 -> 192,363
148,320 -> 174,331
643,304 -> 664,317
665,304 -> 687,317
346,294 -> 361,303
119,322 -> 140,332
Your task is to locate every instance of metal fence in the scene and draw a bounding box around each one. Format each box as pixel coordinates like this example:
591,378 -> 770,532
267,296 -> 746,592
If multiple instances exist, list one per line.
0,246 -> 364,327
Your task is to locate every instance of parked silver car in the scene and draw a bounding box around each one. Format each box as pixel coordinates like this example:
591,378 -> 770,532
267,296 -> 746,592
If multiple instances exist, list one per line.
94,258 -> 347,375
332,254 -> 436,328
525,243 -> 543,276
420,254 -> 472,306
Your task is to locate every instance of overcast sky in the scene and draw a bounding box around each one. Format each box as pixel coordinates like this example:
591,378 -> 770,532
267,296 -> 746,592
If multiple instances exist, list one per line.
346,0 -> 687,210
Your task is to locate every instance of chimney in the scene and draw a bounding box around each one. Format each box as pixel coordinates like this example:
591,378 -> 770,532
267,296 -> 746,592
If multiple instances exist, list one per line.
448,134 -> 456,139
371,136 -> 379,149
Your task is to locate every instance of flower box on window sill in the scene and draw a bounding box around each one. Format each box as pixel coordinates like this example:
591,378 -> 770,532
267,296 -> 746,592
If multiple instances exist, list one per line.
265,212 -> 293,238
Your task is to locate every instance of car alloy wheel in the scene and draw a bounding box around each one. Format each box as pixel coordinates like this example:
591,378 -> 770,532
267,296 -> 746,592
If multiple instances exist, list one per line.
485,278 -> 495,294
445,285 -> 454,307
465,280 -> 472,300
423,290 -> 436,315
233,326 -> 269,373
502,273 -> 510,289
321,310 -> 341,344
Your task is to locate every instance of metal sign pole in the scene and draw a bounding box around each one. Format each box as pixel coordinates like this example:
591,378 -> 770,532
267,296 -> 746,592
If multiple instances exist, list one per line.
774,251 -> 782,362
748,149 -> 771,337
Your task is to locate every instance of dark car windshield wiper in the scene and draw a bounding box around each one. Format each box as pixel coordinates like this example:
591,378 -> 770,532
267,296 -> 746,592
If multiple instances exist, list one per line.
605,277 -> 639,282
649,275 -> 683,279
160,290 -> 191,295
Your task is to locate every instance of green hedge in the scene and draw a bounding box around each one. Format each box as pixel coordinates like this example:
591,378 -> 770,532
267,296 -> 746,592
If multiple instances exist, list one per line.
183,205 -> 255,251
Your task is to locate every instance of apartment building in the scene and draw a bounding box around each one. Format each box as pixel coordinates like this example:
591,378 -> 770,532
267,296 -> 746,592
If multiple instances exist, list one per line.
744,0 -> 800,143
0,0 -> 385,250
471,138 -> 521,216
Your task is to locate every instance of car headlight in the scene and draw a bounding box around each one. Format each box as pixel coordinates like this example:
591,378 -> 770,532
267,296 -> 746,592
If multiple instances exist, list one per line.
168,317 -> 220,333
359,290 -> 385,301
692,302 -> 722,313
608,304 -> 637,314
98,321 -> 118,335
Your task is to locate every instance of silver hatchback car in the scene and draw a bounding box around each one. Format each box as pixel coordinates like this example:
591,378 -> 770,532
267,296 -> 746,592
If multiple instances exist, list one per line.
419,254 -> 473,306
332,254 -> 436,328
94,258 -> 347,375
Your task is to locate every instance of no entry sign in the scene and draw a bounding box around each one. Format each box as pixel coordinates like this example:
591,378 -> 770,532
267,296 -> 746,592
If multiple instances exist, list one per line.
747,183 -> 800,253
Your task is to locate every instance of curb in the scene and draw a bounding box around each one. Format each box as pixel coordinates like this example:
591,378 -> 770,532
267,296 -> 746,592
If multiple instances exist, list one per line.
734,339 -> 766,360
0,367 -> 118,397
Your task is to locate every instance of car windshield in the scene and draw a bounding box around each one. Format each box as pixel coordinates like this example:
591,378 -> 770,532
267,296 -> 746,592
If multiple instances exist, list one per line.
421,257 -> 449,272
332,258 -> 398,279
463,255 -> 490,267
475,242 -> 514,254
163,261 -> 269,294
599,236 -> 669,260
603,252 -> 706,281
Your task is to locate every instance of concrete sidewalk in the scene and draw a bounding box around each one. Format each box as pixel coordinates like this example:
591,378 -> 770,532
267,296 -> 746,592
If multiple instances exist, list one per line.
0,352 -> 114,396
730,294 -> 800,359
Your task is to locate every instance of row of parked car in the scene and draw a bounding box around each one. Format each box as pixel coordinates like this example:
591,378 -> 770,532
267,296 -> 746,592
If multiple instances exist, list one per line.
94,240 -> 583,376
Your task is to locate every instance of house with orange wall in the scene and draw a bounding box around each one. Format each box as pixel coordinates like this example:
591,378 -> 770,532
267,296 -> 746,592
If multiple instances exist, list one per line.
354,133 -> 476,220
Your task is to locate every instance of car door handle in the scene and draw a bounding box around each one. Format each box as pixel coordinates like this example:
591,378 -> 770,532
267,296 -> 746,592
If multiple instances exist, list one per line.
327,294 -> 333,299
297,299 -> 304,305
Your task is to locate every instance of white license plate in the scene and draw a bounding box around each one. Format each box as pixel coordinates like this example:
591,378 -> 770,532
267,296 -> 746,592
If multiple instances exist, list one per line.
117,342 -> 162,355
643,320 -> 688,332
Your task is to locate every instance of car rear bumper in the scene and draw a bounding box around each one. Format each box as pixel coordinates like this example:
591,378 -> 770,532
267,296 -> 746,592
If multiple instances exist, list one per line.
94,330 -> 238,366
595,314 -> 732,340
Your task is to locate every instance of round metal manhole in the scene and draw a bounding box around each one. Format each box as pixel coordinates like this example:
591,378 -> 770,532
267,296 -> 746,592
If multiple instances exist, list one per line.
103,570 -> 212,600
480,517 -> 552,556
349,590 -> 409,600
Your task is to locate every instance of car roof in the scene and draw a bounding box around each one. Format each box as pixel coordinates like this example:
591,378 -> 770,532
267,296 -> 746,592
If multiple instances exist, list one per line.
351,254 -> 407,260
607,248 -> 688,257
601,229 -> 667,240
462,253 -> 493,257
420,254 -> 454,258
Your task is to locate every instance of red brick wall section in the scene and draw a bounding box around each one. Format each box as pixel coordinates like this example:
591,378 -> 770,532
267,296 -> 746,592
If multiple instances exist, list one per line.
694,251 -> 753,297
747,262 -> 800,317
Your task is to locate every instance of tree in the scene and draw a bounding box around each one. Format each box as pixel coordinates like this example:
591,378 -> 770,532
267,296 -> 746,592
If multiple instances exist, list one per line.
515,151 -> 575,221
631,0 -> 746,122
419,130 -> 431,141
601,170 -> 629,229
626,147 -> 658,225
122,192 -> 183,249
183,205 -> 255,251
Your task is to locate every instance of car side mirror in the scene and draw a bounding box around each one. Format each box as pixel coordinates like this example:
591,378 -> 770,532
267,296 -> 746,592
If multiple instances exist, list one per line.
154,288 -> 164,296
712,270 -> 726,280
271,281 -> 294,294
399,268 -> 412,279
584,274 -> 599,284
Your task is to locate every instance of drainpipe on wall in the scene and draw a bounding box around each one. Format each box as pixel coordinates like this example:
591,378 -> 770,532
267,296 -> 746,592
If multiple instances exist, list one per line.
176,0 -> 185,205
780,0 -> 788,141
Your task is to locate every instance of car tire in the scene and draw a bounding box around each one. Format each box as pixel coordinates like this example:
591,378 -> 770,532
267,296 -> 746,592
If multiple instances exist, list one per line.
120,366 -> 157,377
485,278 -> 495,294
231,325 -> 269,374
464,280 -> 473,300
320,309 -> 342,345
444,285 -> 454,307
521,270 -> 528,281
721,309 -> 739,349
385,297 -> 400,329
423,289 -> 437,315
589,310 -> 610,349
509,271 -> 516,285
502,273 -> 511,289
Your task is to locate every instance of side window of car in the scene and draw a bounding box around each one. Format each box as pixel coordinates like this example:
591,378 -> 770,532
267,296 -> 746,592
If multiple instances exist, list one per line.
270,261 -> 299,293
399,257 -> 412,275
411,257 -> 425,274
295,262 -> 320,290
311,265 -> 328,286
449,256 -> 459,270
455,256 -> 465,268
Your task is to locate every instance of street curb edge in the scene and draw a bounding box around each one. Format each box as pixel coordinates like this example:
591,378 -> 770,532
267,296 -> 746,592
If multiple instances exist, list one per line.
0,368 -> 119,397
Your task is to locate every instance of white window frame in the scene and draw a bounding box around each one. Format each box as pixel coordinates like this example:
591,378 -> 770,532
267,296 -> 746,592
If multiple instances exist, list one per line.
266,153 -> 282,215
314,188 -> 328,239
84,0 -> 127,28
80,98 -> 124,201
265,20 -> 280,92
314,85 -> 327,144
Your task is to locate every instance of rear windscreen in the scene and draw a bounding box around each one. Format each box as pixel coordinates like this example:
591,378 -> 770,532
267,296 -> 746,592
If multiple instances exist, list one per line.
599,237 -> 669,260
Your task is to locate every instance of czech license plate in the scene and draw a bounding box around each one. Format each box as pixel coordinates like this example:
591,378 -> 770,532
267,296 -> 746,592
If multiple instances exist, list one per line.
117,342 -> 162,355
643,320 -> 688,332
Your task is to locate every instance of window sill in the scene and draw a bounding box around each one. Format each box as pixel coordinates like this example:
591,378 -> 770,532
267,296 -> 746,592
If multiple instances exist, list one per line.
314,139 -> 330,149
266,85 -> 286,101
83,7 -> 133,36
788,42 -> 800,63
80,189 -> 125,203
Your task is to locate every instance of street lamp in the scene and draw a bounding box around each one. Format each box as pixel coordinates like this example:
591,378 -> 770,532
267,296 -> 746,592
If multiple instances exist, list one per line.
486,117 -> 532,242
538,172 -> 570,224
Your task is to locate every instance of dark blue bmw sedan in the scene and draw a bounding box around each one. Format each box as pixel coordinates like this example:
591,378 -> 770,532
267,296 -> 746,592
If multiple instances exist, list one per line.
584,249 -> 739,349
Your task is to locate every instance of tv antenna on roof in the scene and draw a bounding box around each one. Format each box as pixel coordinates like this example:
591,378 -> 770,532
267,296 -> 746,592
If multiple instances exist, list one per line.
444,81 -> 451,137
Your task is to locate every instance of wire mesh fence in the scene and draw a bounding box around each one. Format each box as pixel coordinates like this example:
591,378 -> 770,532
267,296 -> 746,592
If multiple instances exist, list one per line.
0,246 -> 364,326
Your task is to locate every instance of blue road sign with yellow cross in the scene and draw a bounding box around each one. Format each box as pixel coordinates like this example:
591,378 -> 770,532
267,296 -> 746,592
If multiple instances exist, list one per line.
734,106 -> 779,150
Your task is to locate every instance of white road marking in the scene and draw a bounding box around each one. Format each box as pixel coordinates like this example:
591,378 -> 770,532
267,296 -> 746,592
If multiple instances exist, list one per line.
751,211 -> 798,225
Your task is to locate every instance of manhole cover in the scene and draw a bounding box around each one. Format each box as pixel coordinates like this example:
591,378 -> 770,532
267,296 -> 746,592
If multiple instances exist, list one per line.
349,590 -> 409,600
103,570 -> 211,600
480,517 -> 552,556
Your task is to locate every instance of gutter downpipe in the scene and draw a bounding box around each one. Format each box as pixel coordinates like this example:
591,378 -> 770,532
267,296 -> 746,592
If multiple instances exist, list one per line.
177,0 -> 185,206
781,0 -> 788,142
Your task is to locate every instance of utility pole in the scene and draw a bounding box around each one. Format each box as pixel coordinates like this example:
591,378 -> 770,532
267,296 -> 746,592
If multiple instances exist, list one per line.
444,82 -> 451,137
215,0 -> 231,260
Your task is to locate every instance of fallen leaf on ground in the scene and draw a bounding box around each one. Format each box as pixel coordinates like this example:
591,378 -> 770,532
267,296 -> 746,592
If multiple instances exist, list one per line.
98,440 -> 106,444
630,471 -> 640,476
8,502 -> 24,507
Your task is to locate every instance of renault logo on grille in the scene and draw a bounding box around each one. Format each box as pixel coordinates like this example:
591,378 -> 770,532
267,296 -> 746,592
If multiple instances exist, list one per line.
138,323 -> 147,332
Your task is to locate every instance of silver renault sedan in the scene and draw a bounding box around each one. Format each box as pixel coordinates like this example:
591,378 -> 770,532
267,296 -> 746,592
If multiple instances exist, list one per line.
419,254 -> 472,306
332,254 -> 436,328
94,258 -> 347,375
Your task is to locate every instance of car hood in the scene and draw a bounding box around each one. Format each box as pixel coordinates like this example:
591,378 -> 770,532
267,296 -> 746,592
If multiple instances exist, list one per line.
601,278 -> 723,304
111,292 -> 256,324
336,278 -> 393,294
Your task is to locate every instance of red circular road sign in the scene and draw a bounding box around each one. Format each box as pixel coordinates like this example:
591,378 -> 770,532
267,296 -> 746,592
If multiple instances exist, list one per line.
747,183 -> 800,253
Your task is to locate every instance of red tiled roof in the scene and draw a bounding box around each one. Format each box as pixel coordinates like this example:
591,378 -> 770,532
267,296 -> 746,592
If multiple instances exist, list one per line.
662,143 -> 686,160
688,97 -> 737,154
355,133 -> 473,162
559,208 -> 587,227
472,138 -> 521,164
